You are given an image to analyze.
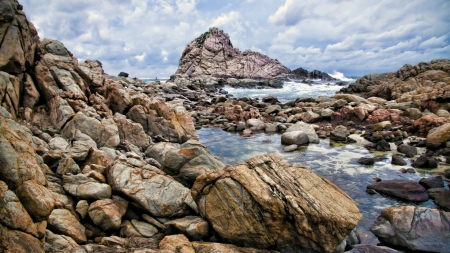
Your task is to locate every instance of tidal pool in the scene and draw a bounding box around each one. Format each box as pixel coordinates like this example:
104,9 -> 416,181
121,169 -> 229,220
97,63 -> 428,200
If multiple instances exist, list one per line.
197,127 -> 448,244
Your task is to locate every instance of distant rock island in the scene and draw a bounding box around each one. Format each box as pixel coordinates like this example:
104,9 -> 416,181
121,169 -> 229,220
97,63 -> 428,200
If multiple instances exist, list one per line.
170,27 -> 336,88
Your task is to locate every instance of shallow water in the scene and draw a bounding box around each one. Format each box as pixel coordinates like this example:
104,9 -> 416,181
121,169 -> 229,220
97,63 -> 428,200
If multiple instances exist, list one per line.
197,127 -> 448,244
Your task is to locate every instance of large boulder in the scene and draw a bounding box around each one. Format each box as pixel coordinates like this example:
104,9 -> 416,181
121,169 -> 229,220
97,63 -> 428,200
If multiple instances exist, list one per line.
0,115 -> 46,189
15,180 -> 55,221
108,158 -> 194,217
62,173 -> 112,200
88,196 -> 128,231
426,122 -> 450,149
366,180 -> 428,202
371,206 -> 450,252
281,131 -> 309,145
191,154 -> 361,252
47,209 -> 87,244
0,0 -> 39,74
285,121 -> 319,143
0,224 -> 43,253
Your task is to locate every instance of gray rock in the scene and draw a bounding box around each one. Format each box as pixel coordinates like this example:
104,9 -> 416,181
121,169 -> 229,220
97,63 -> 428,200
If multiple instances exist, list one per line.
44,229 -> 80,253
371,206 -> 450,252
281,131 -> 309,145
88,197 -> 128,231
285,121 -> 319,143
16,180 -> 55,221
48,209 -> 87,243
63,174 -> 112,200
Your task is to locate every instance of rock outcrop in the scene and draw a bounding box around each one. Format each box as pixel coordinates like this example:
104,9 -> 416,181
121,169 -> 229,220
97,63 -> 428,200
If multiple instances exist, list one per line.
291,67 -> 336,81
191,154 -> 361,253
371,206 -> 450,252
170,27 -> 290,88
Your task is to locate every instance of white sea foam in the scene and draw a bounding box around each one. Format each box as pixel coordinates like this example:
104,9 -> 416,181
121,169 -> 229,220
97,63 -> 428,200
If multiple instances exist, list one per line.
330,70 -> 355,82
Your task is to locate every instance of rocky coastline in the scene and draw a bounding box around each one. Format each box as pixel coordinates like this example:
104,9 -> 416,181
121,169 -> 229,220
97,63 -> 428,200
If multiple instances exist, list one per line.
0,1 -> 449,252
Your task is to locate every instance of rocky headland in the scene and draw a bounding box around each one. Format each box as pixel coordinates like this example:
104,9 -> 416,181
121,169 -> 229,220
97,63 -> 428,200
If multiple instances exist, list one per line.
0,0 -> 449,252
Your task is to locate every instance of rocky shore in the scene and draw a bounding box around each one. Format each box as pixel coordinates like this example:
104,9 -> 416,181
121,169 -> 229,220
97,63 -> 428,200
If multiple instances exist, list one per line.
0,1 -> 449,252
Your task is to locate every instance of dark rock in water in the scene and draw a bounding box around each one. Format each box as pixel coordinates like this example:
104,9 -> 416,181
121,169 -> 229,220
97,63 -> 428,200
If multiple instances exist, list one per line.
411,155 -> 438,168
419,176 -> 444,189
358,157 -> 375,165
291,67 -> 337,81
371,206 -> 450,252
367,180 -> 429,202
118,72 -> 129,77
262,96 -> 278,104
434,191 -> 450,211
445,168 -> 450,178
283,144 -> 298,152
375,140 -> 391,151
399,168 -> 416,173
391,155 -> 407,165
396,144 -> 417,157
428,188 -> 448,199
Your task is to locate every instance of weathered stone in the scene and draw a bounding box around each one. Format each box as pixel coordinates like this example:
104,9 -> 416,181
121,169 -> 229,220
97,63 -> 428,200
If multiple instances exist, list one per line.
48,209 -> 87,243
330,125 -> 348,142
76,200 -> 89,219
191,242 -> 277,253
114,113 -> 151,149
0,224 -> 43,253
108,158 -> 193,217
347,244 -> 399,253
396,144 -> 417,157
0,181 -> 37,236
391,155 -> 407,166
371,206 -> 450,252
164,216 -> 209,240
56,155 -> 81,175
159,234 -> 195,253
357,157 -> 375,165
281,131 -> 309,145
62,173 -> 112,200
130,219 -> 158,237
88,197 -> 128,231
426,122 -> 450,149
44,229 -> 80,253
367,180 -> 428,202
434,190 -> 450,211
419,176 -> 444,189
191,154 -> 361,252
16,180 -> 55,221
0,115 -> 46,189
145,142 -> 179,166
285,121 -> 319,143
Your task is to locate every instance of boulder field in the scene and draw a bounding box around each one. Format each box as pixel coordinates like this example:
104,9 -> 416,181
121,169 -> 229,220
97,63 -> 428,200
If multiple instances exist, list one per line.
0,0 -> 449,252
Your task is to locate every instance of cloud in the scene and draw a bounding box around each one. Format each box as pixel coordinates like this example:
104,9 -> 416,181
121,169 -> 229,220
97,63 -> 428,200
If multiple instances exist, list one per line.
19,0 -> 450,77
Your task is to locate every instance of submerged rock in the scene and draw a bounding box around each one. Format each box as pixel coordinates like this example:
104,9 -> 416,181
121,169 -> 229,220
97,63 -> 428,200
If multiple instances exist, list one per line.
367,180 -> 428,202
192,154 -> 361,252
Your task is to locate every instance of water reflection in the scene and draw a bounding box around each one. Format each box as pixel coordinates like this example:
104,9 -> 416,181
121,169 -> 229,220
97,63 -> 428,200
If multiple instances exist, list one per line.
197,127 -> 445,243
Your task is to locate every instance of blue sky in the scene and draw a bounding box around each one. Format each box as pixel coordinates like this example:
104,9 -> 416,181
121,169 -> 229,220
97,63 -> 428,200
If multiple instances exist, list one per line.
21,0 -> 450,78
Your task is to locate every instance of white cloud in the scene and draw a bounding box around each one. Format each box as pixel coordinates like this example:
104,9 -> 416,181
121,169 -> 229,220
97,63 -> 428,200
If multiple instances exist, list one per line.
211,11 -> 240,28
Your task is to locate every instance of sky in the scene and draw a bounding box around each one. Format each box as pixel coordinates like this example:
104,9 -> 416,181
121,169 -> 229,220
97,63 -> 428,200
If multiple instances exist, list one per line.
21,0 -> 450,78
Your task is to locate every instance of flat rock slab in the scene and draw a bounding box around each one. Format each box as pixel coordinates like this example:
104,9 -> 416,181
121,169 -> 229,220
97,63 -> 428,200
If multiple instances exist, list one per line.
367,180 -> 429,202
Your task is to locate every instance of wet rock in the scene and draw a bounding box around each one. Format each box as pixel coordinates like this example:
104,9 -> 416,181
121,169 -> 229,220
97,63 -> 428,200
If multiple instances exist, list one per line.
283,144 -> 298,152
330,125 -> 348,142
0,181 -> 37,236
108,158 -> 193,217
88,196 -> 128,231
411,155 -> 438,168
434,191 -> 450,211
427,188 -> 448,199
63,173 -> 112,200
372,121 -> 391,131
396,144 -> 417,157
370,206 -> 450,252
48,209 -> 87,243
159,234 -> 195,253
281,131 -> 309,145
391,155 -> 407,166
285,121 -> 319,143
246,118 -> 264,129
264,123 -> 277,133
357,157 -> 375,165
15,180 -> 55,221
419,176 -> 444,189
265,105 -> 281,114
164,216 -> 209,240
191,154 -> 361,252
366,180 -> 428,202
426,122 -> 450,149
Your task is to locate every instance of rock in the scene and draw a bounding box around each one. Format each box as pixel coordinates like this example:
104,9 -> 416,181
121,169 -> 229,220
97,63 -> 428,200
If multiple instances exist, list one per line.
372,121 -> 391,131
283,144 -> 298,152
0,0 -> 39,74
330,125 -> 348,142
88,196 -> 128,231
396,144 -> 417,157
434,191 -> 450,211
246,118 -> 264,129
0,115 -> 46,189
192,241 -> 277,253
191,154 -> 361,252
114,113 -> 151,149
411,155 -> 438,169
391,155 -> 407,166
285,121 -> 319,143
347,244 -> 400,253
44,229 -> 80,253
408,114 -> 449,138
130,219 -> 158,237
56,155 -> 81,175
108,158 -> 193,217
159,234 -> 195,253
357,157 -> 375,165
264,123 -> 277,133
76,200 -> 89,219
0,224 -> 43,253
164,216 -> 209,240
0,181 -> 37,236
63,173 -> 112,200
265,105 -> 281,114
48,209 -> 87,243
281,131 -> 309,145
419,176 -> 444,189
173,28 -> 290,84
78,59 -> 105,90
61,112 -> 120,148
100,236 -> 127,247
145,142 -> 179,166
370,206 -> 450,252
162,140 -> 225,187
118,72 -> 129,77
426,123 -> 450,149
142,214 -> 166,230
301,110 -> 320,123
15,180 -> 55,221
334,94 -> 370,104
366,180 -> 428,202
427,188 -> 448,199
